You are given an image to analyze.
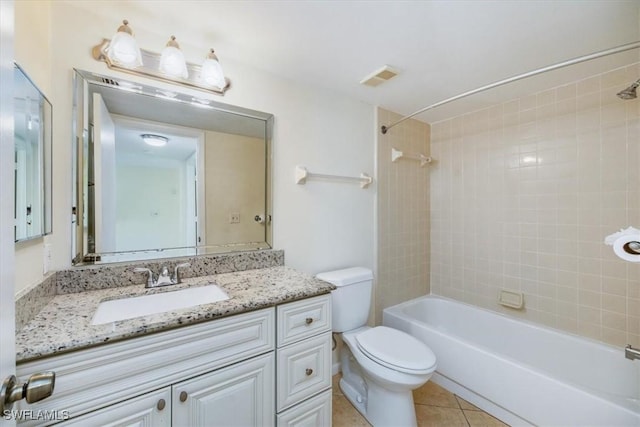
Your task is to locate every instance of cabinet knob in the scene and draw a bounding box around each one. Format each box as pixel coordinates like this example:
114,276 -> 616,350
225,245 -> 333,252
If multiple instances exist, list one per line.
179,391 -> 188,402
157,399 -> 166,411
305,368 -> 313,376
305,317 -> 313,325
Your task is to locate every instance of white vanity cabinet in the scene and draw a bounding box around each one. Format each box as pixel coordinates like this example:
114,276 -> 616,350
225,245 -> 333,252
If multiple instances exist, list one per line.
62,353 -> 274,427
16,308 -> 275,427
276,295 -> 332,427
16,294 -> 333,427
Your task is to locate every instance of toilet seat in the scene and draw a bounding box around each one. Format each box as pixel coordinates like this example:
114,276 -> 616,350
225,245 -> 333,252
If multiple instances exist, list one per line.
355,326 -> 436,375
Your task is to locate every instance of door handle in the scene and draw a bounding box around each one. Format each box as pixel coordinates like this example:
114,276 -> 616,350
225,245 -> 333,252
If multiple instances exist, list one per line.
1,371 -> 55,412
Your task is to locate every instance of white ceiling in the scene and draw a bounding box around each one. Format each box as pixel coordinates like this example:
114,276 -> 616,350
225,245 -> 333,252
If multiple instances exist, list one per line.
69,1 -> 640,122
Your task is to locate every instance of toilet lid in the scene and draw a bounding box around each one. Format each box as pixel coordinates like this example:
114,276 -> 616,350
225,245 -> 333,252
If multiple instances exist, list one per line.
355,326 -> 436,375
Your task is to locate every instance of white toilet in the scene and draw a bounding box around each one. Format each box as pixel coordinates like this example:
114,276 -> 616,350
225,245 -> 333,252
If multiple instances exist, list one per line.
316,267 -> 436,427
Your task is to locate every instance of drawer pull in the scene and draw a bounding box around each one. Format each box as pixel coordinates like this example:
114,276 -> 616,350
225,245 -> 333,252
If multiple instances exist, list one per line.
179,391 -> 188,402
305,317 -> 314,325
157,399 -> 166,411
305,368 -> 313,376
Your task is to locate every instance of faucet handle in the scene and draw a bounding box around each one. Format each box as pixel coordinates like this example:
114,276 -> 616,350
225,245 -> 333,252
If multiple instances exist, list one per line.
133,267 -> 155,287
173,263 -> 191,284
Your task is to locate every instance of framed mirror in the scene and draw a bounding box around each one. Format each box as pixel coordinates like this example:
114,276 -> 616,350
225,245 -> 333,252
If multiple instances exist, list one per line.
14,63 -> 53,242
72,69 -> 273,264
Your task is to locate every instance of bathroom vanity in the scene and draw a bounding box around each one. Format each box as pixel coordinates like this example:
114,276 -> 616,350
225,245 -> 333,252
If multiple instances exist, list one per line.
15,265 -> 334,426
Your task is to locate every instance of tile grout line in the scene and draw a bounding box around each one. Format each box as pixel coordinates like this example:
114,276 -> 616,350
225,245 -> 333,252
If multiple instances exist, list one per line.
454,395 -> 473,427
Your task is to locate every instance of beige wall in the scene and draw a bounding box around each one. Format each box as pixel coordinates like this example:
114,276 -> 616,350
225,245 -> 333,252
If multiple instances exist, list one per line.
430,63 -> 640,348
203,130 -> 265,245
375,108 -> 430,324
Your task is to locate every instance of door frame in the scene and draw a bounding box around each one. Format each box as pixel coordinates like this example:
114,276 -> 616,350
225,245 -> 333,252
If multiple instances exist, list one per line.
0,0 -> 17,425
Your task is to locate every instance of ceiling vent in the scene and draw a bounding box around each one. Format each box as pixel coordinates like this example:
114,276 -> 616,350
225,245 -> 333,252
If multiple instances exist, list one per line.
360,65 -> 399,87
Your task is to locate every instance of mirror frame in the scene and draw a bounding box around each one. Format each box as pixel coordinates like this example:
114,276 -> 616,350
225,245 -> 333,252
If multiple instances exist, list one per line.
14,63 -> 53,242
72,69 -> 273,265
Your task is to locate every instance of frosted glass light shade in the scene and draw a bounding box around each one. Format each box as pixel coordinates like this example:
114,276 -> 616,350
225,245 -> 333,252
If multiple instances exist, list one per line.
105,21 -> 142,68
201,49 -> 226,88
141,134 -> 168,147
159,36 -> 188,79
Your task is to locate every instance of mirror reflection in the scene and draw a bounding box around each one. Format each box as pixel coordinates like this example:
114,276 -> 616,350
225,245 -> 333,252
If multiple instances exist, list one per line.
73,70 -> 273,264
14,64 -> 52,242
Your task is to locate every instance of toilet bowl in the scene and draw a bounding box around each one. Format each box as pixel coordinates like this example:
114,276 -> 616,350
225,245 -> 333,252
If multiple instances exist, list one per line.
316,267 -> 437,427
339,326 -> 436,426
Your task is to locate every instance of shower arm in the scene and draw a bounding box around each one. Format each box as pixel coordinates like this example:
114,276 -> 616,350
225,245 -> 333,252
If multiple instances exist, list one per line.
380,40 -> 640,134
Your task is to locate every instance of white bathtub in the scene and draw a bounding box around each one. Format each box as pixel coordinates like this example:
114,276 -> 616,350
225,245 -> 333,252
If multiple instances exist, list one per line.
383,295 -> 640,427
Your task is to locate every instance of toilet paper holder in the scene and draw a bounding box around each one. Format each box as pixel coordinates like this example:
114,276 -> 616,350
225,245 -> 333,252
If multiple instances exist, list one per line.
604,227 -> 640,262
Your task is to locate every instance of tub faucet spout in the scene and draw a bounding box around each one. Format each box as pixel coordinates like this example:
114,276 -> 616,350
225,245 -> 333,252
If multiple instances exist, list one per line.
625,345 -> 640,361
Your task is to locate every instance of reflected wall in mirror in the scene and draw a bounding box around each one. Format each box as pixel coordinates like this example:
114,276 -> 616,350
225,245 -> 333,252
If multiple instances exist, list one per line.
72,70 -> 273,264
14,64 -> 53,242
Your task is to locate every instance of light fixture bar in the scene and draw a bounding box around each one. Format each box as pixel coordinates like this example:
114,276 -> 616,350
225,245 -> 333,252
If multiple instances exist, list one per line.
92,39 -> 231,96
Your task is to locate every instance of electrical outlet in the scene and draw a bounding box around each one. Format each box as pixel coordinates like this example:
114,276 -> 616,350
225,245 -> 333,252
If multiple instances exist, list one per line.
229,213 -> 240,224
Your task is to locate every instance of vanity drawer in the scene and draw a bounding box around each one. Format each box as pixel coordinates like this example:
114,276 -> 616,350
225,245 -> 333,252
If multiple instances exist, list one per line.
276,388 -> 332,427
276,332 -> 331,411
277,294 -> 331,346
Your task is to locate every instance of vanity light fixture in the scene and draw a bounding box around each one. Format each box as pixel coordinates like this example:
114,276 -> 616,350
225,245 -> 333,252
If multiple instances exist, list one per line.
159,36 -> 188,79
141,134 -> 168,147
104,20 -> 143,68
92,19 -> 231,95
200,49 -> 225,89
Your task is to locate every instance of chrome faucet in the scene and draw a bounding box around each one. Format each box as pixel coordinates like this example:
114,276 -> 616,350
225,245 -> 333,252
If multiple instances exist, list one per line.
133,263 -> 191,288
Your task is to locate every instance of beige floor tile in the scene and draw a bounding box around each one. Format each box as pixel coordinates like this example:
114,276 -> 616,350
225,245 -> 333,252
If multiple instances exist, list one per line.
413,381 -> 460,408
456,395 -> 481,411
464,409 -> 509,427
332,394 -> 371,427
332,374 -> 507,427
415,404 -> 469,427
332,374 -> 344,396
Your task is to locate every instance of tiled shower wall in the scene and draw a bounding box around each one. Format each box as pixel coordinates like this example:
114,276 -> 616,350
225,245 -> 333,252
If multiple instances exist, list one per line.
376,108 -> 430,324
430,63 -> 640,347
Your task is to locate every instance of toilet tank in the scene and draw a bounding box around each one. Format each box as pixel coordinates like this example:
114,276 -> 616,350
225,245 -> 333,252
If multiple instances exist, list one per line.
316,267 -> 373,333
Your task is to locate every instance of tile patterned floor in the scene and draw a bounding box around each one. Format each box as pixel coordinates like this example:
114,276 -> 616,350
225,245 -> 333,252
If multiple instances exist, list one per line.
332,374 -> 510,427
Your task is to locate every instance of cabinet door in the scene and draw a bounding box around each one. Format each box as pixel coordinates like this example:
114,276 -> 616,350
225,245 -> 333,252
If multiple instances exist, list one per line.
172,353 -> 275,427
61,387 -> 171,426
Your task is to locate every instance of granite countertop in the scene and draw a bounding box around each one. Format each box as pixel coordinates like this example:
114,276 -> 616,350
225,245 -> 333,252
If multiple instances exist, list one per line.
16,266 -> 335,363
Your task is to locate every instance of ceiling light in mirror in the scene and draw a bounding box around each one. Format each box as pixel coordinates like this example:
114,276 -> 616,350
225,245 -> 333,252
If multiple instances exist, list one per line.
105,20 -> 143,68
201,49 -> 226,88
141,133 -> 168,147
159,36 -> 188,78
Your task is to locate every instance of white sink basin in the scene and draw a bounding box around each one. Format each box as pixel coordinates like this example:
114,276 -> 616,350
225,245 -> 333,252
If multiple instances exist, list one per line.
91,285 -> 230,325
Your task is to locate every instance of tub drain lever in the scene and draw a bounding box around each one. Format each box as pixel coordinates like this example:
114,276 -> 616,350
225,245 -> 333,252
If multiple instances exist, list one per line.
625,345 -> 640,361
